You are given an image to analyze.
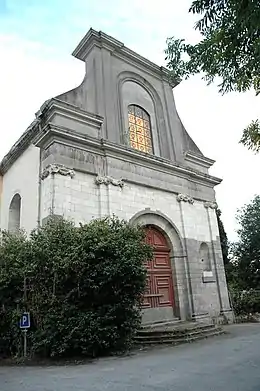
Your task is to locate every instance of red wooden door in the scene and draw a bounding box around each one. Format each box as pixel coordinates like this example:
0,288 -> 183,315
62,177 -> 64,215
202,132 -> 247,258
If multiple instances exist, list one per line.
143,227 -> 174,309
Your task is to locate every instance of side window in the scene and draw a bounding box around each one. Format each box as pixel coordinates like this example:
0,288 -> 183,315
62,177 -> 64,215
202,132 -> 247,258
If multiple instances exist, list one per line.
8,193 -> 21,232
199,242 -> 211,271
128,105 -> 153,154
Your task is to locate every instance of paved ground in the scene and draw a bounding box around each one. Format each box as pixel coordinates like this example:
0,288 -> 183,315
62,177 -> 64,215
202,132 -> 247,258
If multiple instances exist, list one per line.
1,323 -> 260,391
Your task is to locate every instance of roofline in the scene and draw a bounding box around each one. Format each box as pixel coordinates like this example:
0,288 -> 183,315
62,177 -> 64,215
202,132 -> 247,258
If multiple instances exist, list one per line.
0,98 -> 105,175
0,119 -> 39,175
72,28 -> 179,88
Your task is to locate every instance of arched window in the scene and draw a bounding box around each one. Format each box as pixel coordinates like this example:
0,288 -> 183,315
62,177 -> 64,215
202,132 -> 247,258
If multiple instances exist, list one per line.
8,194 -> 21,232
199,242 -> 211,272
128,105 -> 153,154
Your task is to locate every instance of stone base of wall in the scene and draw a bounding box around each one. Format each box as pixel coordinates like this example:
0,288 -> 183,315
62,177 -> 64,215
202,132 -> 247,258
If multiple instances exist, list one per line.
141,307 -> 177,324
207,310 -> 234,325
192,309 -> 234,325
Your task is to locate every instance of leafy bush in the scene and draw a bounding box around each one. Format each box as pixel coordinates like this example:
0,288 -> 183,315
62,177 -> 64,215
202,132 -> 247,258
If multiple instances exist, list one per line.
0,231 -> 29,357
0,217 -> 152,358
230,288 -> 260,317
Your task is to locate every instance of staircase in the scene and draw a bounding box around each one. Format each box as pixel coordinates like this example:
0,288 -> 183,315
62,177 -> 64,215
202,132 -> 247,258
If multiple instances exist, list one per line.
134,319 -> 225,346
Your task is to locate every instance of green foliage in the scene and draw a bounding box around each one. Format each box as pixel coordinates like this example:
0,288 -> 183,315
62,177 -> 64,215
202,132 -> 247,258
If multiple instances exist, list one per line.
230,288 -> 260,317
165,0 -> 260,151
0,217 -> 153,358
240,120 -> 260,152
165,0 -> 260,94
229,196 -> 260,290
216,208 -> 229,265
226,196 -> 260,318
0,231 -> 29,357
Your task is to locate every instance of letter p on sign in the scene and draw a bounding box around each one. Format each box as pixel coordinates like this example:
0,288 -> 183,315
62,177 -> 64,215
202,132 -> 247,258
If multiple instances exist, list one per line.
20,312 -> 30,329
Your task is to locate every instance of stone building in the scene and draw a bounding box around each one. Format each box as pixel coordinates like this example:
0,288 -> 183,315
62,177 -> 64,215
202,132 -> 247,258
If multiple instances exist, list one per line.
0,29 -> 232,324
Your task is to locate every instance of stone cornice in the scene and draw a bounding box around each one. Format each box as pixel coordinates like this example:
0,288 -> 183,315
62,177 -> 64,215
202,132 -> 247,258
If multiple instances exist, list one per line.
95,175 -> 124,188
184,151 -> 215,169
41,164 -> 75,180
39,98 -> 103,129
0,98 -> 104,175
34,124 -> 222,188
72,28 -> 178,88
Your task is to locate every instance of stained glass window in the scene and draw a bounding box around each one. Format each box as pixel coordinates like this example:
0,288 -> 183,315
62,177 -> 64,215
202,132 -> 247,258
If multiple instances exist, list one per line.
128,105 -> 153,154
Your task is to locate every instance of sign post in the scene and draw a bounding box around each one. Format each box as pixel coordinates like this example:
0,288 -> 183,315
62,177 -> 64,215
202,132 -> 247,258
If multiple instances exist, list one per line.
19,312 -> 30,357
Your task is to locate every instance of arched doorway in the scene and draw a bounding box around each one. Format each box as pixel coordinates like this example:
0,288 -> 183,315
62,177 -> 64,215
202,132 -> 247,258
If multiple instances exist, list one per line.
143,226 -> 175,310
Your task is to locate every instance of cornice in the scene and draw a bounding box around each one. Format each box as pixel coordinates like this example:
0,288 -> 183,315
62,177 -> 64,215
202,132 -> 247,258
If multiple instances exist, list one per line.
72,28 -> 178,88
0,98 -> 103,175
184,151 -> 215,169
34,124 -> 222,188
39,98 -> 103,129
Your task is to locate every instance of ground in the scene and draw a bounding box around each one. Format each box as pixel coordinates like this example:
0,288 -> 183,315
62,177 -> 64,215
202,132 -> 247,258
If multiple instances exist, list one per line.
1,323 -> 260,391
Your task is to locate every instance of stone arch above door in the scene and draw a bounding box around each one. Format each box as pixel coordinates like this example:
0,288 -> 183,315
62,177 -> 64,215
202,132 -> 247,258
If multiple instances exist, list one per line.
129,209 -> 185,258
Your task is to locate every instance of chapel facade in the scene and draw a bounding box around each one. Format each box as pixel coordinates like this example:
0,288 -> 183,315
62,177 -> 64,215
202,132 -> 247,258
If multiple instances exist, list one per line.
0,29 -> 233,324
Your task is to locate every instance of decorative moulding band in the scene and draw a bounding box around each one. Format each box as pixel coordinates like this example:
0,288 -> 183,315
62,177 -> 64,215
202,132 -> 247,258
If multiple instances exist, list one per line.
41,164 -> 75,180
95,175 -> 124,188
176,193 -> 194,204
204,201 -> 218,209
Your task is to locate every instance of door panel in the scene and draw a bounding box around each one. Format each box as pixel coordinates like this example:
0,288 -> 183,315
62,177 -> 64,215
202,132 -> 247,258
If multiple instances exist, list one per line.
143,227 -> 174,309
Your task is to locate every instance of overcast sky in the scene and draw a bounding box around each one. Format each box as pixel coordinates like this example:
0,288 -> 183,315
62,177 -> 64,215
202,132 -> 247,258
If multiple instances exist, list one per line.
0,0 -> 259,241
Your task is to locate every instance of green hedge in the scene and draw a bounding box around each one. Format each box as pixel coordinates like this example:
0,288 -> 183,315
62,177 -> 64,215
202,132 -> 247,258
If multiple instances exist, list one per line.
0,217 -> 153,358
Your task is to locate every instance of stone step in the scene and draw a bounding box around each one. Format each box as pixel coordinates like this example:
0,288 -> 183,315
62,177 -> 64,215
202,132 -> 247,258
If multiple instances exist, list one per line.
134,321 -> 225,347
141,318 -> 182,329
134,329 -> 225,346
135,326 -> 223,341
137,323 -> 216,336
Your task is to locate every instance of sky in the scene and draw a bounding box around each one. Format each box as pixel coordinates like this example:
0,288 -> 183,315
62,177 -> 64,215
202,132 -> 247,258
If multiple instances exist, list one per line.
0,0 -> 259,241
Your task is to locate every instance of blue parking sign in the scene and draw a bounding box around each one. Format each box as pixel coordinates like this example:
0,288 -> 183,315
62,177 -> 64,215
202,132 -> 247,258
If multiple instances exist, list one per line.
20,312 -> 30,329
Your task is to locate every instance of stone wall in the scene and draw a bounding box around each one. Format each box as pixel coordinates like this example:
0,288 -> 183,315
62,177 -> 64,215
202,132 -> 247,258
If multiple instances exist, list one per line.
40,166 -> 231,322
0,145 -> 40,233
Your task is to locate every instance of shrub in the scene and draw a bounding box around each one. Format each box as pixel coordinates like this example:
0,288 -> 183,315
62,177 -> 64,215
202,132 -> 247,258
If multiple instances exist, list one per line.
0,217 -> 153,358
230,288 -> 260,317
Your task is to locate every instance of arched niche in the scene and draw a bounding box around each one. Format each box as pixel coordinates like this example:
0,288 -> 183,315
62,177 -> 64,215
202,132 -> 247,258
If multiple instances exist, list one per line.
121,80 -> 160,155
199,242 -> 211,271
8,193 -> 21,232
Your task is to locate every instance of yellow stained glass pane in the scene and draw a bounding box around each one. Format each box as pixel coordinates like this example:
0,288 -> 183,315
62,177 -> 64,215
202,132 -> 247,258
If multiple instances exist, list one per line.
146,138 -> 152,147
128,114 -> 136,123
143,120 -> 150,129
137,136 -> 145,144
130,132 -> 137,141
136,118 -> 144,127
129,124 -> 136,132
144,129 -> 151,138
136,126 -> 144,133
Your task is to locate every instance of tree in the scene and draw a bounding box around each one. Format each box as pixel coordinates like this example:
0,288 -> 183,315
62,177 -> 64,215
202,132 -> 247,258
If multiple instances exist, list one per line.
165,0 -> 260,151
232,195 -> 260,290
216,208 -> 229,265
